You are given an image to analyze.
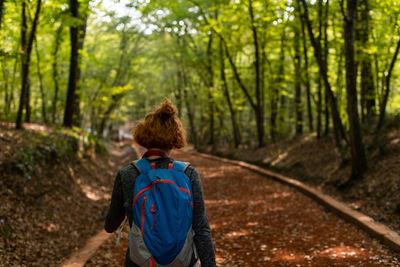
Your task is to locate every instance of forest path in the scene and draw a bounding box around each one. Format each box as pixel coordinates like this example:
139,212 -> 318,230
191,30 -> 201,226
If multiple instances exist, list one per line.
86,146 -> 400,266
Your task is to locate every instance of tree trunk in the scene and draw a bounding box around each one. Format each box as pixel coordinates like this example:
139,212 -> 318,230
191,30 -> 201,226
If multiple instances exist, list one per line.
219,39 -> 241,148
376,35 -> 400,131
2,57 -> 9,116
323,0 -> 330,136
175,68 -> 183,115
299,0 -> 347,148
206,33 -> 215,149
8,53 -> 18,113
0,0 -> 4,31
182,70 -> 197,148
249,0 -> 264,147
344,0 -> 367,180
294,23 -> 303,134
359,0 -> 375,122
16,0 -> 42,129
299,3 -> 313,132
272,29 -> 285,141
35,37 -> 47,122
64,0 -> 80,127
52,24 -> 63,123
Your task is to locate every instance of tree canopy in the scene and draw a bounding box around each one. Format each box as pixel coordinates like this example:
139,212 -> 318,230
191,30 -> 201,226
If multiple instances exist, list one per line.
1,0 -> 400,180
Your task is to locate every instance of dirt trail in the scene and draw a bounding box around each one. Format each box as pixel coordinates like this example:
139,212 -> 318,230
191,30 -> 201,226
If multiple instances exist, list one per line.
87,147 -> 400,266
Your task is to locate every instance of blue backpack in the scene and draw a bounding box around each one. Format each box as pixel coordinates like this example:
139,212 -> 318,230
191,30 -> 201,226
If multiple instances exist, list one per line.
128,158 -> 197,267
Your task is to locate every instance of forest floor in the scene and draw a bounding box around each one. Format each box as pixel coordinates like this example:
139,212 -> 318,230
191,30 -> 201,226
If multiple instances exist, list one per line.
0,122 -> 138,266
200,132 -> 400,237
2,122 -> 400,266
87,145 -> 399,266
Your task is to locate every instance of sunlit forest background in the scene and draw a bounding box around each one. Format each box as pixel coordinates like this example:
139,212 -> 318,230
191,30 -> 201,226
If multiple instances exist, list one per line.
1,0 -> 400,180
2,0 -> 400,265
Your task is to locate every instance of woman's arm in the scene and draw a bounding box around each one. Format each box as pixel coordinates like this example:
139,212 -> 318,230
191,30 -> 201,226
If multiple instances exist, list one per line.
186,166 -> 217,267
104,171 -> 126,233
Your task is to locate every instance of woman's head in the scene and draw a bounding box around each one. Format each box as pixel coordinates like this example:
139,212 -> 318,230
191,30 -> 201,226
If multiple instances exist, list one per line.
133,98 -> 186,150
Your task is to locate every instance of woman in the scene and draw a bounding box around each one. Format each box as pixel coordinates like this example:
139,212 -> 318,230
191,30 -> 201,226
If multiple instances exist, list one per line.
104,98 -> 216,267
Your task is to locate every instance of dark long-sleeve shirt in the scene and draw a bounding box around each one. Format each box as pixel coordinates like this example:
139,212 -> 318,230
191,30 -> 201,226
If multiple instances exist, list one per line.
105,156 -> 216,267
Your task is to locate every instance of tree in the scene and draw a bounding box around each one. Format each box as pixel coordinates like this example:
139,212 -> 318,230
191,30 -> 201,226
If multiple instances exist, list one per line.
294,16 -> 303,134
299,0 -> 347,148
63,0 -> 88,127
358,0 -> 376,122
343,0 -> 367,180
16,0 -> 42,129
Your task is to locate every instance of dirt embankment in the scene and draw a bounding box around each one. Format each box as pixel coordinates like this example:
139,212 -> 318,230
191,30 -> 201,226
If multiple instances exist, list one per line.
0,122 -> 136,266
199,133 -> 400,235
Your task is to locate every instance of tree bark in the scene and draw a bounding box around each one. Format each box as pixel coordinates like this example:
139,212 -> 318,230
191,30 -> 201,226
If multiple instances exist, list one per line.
323,0 -> 330,136
219,39 -> 241,148
35,37 -> 47,122
0,0 -> 4,31
64,0 -> 85,127
52,24 -> 63,123
344,0 -> 367,180
16,0 -> 42,129
299,0 -> 347,148
182,69 -> 197,148
2,58 -> 8,116
359,0 -> 375,122
249,0 -> 264,147
8,53 -> 18,113
206,33 -> 215,149
376,34 -> 400,131
294,23 -> 303,134
299,2 -> 313,132
271,29 -> 285,141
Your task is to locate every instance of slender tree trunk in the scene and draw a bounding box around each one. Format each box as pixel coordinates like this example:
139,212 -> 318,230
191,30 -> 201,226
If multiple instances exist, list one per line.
206,33 -> 215,149
182,69 -> 197,147
8,53 -> 18,113
336,47 -> 344,109
196,1 -> 263,146
323,0 -> 330,136
35,37 -> 47,122
316,76 -> 322,138
249,0 -> 264,147
219,39 -> 241,148
52,24 -> 63,123
16,1 -> 28,129
175,68 -> 183,114
299,4 -> 313,132
73,14 -> 88,126
294,23 -> 303,134
359,0 -> 375,122
2,57 -> 9,116
64,0 -> 80,127
0,0 -> 4,31
299,0 -> 347,148
377,35 -> 400,131
16,0 -> 42,129
344,0 -> 367,180
98,93 -> 124,137
272,29 -> 285,141
316,0 -> 323,139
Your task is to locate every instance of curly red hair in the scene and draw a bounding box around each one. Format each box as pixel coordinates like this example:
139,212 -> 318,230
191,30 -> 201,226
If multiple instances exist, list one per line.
133,98 -> 186,150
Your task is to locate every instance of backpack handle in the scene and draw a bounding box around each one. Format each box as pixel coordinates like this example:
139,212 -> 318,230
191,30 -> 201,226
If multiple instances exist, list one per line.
133,159 -> 190,173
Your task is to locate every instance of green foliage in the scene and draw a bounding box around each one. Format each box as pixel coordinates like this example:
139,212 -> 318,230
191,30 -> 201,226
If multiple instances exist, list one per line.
0,0 -> 400,149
